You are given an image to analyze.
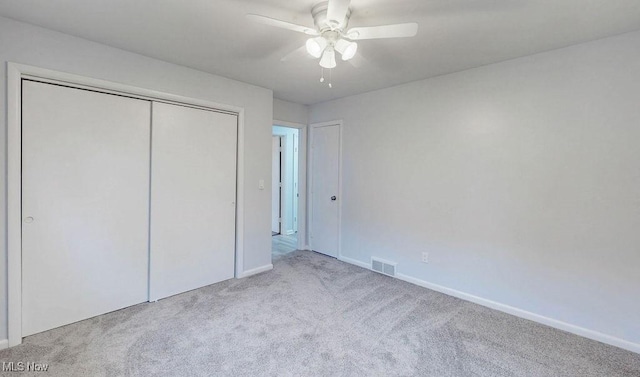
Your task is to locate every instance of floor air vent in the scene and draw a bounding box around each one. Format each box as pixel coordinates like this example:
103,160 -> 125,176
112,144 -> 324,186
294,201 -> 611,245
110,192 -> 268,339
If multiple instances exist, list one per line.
371,257 -> 397,277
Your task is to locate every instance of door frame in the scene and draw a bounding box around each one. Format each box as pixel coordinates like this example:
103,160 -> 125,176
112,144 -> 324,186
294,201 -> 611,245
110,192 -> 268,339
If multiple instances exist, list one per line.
273,120 -> 308,251
308,120 -> 343,258
6,62 -> 246,347
271,135 -> 283,235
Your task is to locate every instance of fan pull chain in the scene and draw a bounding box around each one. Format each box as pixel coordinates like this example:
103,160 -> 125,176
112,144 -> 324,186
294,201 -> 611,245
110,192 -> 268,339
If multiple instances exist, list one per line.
319,68 -> 332,88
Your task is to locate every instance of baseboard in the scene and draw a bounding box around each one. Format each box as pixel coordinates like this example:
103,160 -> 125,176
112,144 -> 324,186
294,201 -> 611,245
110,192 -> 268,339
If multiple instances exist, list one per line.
338,255 -> 369,269
336,256 -> 640,354
0,339 -> 8,350
237,264 -> 273,278
285,230 -> 295,236
304,245 -> 312,251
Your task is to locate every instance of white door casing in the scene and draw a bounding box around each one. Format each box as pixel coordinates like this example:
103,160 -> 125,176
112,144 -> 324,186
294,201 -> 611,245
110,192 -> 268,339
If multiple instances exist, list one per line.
149,102 -> 237,301
293,133 -> 299,233
310,122 -> 342,258
272,136 -> 282,234
21,81 -> 151,336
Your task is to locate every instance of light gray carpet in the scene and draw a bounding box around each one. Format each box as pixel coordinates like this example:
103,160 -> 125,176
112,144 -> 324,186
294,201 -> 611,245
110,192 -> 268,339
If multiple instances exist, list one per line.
1,251 -> 639,376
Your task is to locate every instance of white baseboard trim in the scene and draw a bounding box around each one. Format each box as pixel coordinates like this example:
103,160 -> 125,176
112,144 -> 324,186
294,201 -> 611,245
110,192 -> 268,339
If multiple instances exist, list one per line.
285,230 -> 295,236
237,264 -> 273,278
0,339 -> 8,350
338,255 -> 369,269
396,273 -> 640,354
304,245 -> 312,251
336,256 -> 640,354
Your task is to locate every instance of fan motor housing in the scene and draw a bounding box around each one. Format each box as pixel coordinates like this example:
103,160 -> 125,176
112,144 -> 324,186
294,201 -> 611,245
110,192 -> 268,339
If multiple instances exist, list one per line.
312,1 -> 352,32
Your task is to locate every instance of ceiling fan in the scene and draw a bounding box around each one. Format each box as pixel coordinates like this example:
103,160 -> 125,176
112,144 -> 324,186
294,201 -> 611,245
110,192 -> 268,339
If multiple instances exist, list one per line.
247,0 -> 418,85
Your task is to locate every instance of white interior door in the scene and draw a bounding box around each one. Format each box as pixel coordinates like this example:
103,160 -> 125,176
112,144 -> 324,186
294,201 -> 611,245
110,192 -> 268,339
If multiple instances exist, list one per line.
150,102 -> 237,301
22,80 -> 151,336
272,136 -> 281,234
310,124 -> 341,257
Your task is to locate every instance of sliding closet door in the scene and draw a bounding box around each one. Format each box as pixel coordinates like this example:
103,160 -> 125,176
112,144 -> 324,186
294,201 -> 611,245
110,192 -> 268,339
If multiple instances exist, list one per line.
22,81 -> 151,336
150,102 -> 237,301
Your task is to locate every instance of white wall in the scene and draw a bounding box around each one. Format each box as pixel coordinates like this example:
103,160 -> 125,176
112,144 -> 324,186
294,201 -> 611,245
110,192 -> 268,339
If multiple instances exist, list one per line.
273,126 -> 300,234
0,16 -> 274,341
273,98 -> 308,125
310,31 -> 640,349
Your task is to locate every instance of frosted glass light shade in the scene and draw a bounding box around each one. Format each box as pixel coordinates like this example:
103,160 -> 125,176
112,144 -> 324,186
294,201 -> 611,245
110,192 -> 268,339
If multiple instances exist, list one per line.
319,48 -> 336,69
335,39 -> 358,61
306,37 -> 327,58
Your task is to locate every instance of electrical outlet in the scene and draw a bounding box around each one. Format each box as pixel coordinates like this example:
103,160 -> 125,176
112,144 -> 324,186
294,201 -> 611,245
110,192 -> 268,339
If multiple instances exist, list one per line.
421,252 -> 429,263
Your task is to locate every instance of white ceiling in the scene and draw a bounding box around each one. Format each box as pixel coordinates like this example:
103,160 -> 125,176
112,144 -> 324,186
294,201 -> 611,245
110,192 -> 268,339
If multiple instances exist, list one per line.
1,0 -> 640,105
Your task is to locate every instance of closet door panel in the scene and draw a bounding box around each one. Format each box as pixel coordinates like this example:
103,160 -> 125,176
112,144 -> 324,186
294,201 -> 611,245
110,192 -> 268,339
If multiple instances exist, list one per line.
150,102 -> 237,300
22,81 -> 151,336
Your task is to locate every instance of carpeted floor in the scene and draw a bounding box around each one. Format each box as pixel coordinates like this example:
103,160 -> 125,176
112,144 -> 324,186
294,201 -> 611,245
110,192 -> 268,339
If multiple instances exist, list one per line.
1,250 -> 639,376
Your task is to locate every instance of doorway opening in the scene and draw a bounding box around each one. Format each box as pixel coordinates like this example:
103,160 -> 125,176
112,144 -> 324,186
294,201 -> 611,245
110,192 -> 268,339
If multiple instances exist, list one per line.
272,125 -> 301,258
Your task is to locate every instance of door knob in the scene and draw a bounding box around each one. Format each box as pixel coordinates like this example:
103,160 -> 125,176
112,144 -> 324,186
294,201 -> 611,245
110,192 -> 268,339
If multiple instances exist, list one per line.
24,216 -> 34,223
331,196 -> 337,201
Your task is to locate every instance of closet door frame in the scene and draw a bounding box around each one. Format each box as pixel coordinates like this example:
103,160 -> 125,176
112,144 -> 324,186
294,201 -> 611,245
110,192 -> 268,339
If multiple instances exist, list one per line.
6,62 -> 246,347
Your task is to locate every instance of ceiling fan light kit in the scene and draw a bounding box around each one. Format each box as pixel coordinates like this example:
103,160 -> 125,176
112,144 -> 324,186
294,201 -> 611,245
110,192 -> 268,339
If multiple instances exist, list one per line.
306,37 -> 327,58
334,38 -> 357,61
309,30 -> 358,67
247,0 -> 418,86
319,47 -> 337,69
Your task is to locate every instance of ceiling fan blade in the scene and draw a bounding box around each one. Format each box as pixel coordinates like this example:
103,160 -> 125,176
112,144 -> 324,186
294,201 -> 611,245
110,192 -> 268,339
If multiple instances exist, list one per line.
281,45 -> 314,62
326,0 -> 351,28
246,14 -> 318,35
346,23 -> 418,40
